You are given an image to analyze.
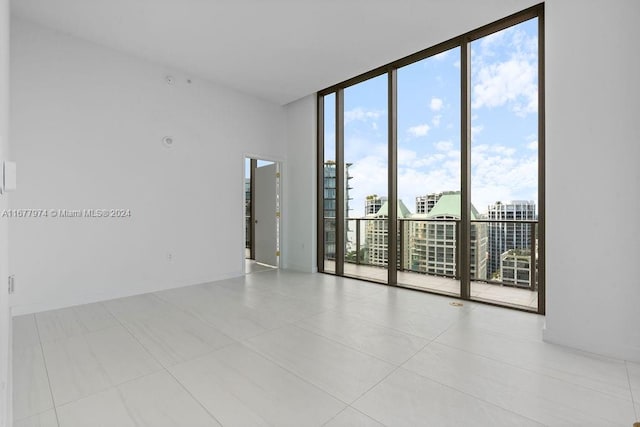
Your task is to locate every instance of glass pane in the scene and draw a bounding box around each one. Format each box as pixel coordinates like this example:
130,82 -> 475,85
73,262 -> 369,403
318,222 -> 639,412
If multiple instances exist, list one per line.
344,74 -> 388,283
396,47 -> 461,296
323,93 -> 336,273
469,18 -> 539,310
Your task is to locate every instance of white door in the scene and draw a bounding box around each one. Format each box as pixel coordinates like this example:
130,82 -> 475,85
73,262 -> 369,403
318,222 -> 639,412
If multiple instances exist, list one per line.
254,163 -> 278,266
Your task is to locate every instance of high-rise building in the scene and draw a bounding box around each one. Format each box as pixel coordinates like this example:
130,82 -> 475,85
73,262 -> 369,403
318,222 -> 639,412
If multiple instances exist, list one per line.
415,192 -> 455,214
365,194 -> 387,215
323,161 -> 352,259
487,200 -> 536,280
365,199 -> 411,267
500,249 -> 533,288
409,192 -> 487,279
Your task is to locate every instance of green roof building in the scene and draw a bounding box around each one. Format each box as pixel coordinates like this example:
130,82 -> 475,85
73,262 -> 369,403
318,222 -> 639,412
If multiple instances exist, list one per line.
408,191 -> 487,280
365,199 -> 411,267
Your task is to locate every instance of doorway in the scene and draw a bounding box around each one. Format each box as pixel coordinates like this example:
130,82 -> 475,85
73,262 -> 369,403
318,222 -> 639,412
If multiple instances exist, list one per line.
244,157 -> 281,274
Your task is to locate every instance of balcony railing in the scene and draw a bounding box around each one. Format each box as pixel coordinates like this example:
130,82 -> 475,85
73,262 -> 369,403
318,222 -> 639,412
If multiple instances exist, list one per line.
322,216 -> 538,310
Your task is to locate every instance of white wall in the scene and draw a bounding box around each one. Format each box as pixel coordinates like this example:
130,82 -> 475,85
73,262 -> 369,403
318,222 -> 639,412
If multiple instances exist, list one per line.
9,19 -> 286,314
282,95 -> 317,272
544,0 -> 640,362
0,1 -> 10,424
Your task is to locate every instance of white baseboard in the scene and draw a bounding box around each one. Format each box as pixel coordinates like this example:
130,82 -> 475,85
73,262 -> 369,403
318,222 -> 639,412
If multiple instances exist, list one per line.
10,270 -> 244,316
543,326 -> 640,363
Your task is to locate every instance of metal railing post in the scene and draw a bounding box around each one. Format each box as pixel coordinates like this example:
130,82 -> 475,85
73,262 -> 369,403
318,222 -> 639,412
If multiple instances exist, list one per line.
530,222 -> 537,291
398,219 -> 405,271
456,220 -> 461,280
356,219 -> 361,265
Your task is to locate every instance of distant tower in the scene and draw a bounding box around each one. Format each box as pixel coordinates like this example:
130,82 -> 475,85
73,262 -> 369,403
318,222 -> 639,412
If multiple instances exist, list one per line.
365,199 -> 411,267
487,201 -> 536,280
416,193 -> 440,214
322,161 -> 352,259
500,249 -> 533,288
365,195 -> 387,215
409,191 -> 487,279
415,191 -> 458,214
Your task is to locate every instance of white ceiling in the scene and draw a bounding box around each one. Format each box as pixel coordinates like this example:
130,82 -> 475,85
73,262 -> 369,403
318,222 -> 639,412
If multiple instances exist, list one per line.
11,0 -> 539,105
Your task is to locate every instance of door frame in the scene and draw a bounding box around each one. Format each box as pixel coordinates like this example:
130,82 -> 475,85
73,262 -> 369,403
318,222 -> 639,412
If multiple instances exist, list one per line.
242,154 -> 283,273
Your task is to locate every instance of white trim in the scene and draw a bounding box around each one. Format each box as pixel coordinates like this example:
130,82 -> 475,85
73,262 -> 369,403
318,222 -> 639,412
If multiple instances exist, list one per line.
10,271 -> 244,316
242,152 -> 285,164
543,326 -> 640,364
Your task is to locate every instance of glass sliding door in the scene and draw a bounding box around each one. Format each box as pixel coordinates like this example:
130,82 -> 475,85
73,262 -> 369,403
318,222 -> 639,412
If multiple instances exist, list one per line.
469,18 -> 540,310
396,47 -> 461,296
343,74 -> 388,283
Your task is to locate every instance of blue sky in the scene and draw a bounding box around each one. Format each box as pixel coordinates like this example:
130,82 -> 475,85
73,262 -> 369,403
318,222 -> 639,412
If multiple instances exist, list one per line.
325,17 -> 539,217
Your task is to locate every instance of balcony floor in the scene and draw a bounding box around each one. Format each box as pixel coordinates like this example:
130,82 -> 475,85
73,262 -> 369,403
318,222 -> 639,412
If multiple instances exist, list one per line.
324,261 -> 538,311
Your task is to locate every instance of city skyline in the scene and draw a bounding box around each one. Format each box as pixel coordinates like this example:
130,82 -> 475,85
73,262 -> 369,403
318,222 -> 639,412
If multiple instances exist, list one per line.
357,192 -> 535,288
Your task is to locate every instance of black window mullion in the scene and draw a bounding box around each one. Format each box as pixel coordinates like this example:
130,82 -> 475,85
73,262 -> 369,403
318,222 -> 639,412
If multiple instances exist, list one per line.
388,69 -> 398,286
460,39 -> 471,300
335,90 -> 345,276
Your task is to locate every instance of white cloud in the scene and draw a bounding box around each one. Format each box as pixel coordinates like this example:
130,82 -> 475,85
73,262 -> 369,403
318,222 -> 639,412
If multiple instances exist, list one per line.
472,59 -> 537,116
398,142 -> 462,209
345,107 -> 383,124
479,28 -> 509,57
407,124 -> 430,137
344,138 -> 386,162
471,124 -> 484,139
432,50 -> 449,61
435,140 -> 453,152
432,114 -> 442,127
490,145 -> 516,156
398,148 -> 446,169
470,143 -> 538,213
345,140 -> 537,218
398,148 -> 417,166
430,97 -> 444,111
471,27 -> 538,117
398,162 -> 461,209
527,140 -> 538,150
348,155 -> 389,217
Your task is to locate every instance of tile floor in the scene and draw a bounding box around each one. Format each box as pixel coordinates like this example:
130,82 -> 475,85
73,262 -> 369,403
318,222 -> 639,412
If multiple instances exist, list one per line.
12,269 -> 640,426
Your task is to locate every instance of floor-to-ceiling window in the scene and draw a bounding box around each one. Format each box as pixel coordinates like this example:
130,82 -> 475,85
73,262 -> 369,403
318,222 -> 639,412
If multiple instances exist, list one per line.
397,47 -> 462,297
317,5 -> 544,313
343,75 -> 389,283
321,93 -> 337,273
469,18 -> 540,310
